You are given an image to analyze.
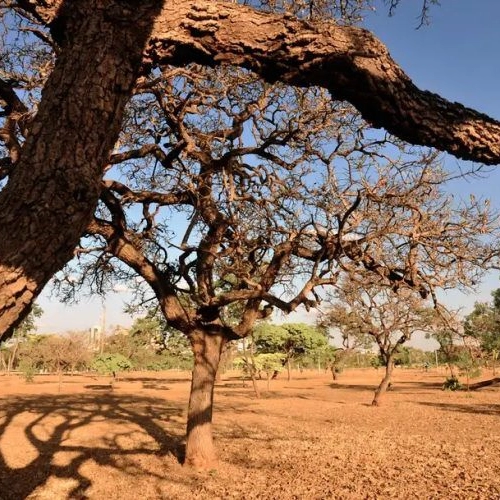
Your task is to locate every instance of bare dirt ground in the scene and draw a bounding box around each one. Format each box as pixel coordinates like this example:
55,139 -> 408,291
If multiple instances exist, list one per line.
0,367 -> 499,499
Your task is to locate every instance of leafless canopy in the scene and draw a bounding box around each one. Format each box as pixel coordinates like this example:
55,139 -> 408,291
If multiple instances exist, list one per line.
45,63 -> 499,343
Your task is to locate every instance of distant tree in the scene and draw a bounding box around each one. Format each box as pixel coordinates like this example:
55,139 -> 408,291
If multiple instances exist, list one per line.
40,333 -> 91,390
16,331 -> 91,387
464,291 -> 500,373
234,352 -> 284,391
91,352 -> 133,385
393,346 -> 433,368
105,311 -> 193,370
322,278 -> 437,405
319,304 -> 374,379
253,323 -> 328,380
0,303 -> 43,373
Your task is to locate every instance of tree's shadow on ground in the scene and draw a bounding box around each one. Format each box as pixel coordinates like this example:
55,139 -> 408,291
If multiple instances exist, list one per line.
418,401 -> 500,416
0,393 -> 185,499
125,376 -> 192,385
329,383 -> 376,391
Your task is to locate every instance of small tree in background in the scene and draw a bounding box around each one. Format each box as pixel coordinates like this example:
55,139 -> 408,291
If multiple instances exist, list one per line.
319,308 -> 374,379
463,290 -> 500,375
234,352 -> 284,391
0,303 -> 43,373
105,311 -> 193,371
16,332 -> 92,388
91,352 -> 133,386
322,278 -> 437,406
253,323 -> 328,380
255,353 -> 284,390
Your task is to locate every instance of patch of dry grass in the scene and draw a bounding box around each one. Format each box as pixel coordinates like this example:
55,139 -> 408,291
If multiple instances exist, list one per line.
0,368 -> 499,499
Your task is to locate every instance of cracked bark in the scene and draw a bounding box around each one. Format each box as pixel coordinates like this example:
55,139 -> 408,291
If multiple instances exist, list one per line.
2,0 -> 500,337
0,0 -> 162,338
185,328 -> 225,468
15,0 -> 500,164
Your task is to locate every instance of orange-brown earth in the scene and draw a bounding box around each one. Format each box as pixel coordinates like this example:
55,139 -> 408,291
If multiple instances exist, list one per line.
0,368 -> 499,499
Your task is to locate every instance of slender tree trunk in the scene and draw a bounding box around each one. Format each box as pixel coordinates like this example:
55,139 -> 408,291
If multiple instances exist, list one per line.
241,337 -> 260,397
249,371 -> 261,398
287,357 -> 291,381
7,339 -> 19,373
372,358 -> 394,406
0,0 -> 163,340
58,367 -> 63,393
185,329 -> 226,468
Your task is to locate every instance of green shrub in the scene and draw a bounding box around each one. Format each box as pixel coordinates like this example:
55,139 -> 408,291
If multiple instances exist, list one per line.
91,353 -> 133,377
442,376 -> 462,391
18,360 -> 36,383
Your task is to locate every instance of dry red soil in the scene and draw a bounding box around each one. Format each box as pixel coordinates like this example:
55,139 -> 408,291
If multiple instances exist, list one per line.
0,368 -> 499,499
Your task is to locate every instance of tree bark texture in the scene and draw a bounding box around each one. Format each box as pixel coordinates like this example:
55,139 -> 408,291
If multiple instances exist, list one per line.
0,0 -> 163,339
185,329 -> 225,468
5,0 -> 500,334
17,0 -> 500,164
372,359 -> 394,406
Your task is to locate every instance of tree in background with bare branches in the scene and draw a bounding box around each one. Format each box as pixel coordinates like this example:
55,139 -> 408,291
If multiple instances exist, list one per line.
321,279 -> 438,405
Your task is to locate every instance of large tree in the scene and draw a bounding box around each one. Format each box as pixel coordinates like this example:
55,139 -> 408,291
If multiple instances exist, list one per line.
48,58 -> 499,467
2,0 -> 500,340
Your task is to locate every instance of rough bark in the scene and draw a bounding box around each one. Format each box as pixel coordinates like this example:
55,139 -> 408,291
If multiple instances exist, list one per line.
4,0 -> 500,334
0,0 -> 163,340
15,0 -> 500,164
372,358 -> 394,406
185,328 -> 225,468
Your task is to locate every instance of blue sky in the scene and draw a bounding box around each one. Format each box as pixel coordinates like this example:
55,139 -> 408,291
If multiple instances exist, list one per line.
36,1 -> 500,336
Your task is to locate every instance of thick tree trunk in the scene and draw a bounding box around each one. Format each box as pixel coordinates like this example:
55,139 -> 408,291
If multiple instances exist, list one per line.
185,329 -> 225,468
372,358 -> 394,406
0,0 -> 162,340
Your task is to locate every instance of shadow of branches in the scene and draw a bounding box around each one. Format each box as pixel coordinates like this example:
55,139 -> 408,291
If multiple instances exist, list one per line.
0,393 -> 185,499
418,401 -> 500,416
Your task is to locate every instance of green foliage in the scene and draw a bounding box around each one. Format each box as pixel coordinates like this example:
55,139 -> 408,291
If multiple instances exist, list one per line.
18,359 -> 37,382
463,291 -> 500,357
14,303 -> 43,337
129,314 -> 162,349
255,353 -> 284,376
253,323 -> 327,360
432,328 -> 461,366
105,312 -> 193,371
370,355 -> 383,369
456,350 -> 481,381
394,346 -> 433,367
442,376 -> 462,391
0,303 -> 44,372
91,353 -> 133,376
234,353 -> 283,374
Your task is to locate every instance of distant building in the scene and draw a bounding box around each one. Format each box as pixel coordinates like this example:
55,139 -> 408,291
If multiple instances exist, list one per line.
88,325 -> 102,350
